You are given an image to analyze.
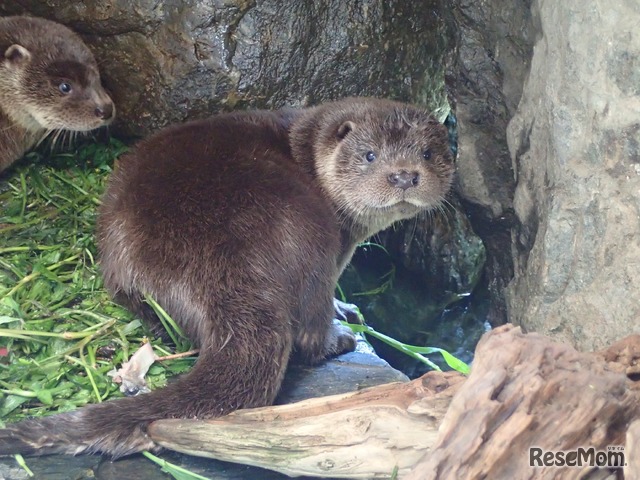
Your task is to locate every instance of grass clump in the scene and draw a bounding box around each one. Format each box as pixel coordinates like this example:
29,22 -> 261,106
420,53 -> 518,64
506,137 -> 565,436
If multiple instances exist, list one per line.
0,140 -> 195,424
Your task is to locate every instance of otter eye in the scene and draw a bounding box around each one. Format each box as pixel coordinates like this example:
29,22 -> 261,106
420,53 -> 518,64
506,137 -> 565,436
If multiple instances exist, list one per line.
365,151 -> 376,162
423,149 -> 432,160
58,82 -> 72,94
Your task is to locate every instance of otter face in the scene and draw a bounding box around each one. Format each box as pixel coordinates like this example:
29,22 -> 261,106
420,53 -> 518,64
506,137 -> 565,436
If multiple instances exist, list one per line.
315,101 -> 454,234
36,59 -> 115,130
2,40 -> 115,132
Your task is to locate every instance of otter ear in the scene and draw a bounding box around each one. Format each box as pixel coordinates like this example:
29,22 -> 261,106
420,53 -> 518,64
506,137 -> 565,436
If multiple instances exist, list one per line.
4,44 -> 31,65
336,120 -> 355,140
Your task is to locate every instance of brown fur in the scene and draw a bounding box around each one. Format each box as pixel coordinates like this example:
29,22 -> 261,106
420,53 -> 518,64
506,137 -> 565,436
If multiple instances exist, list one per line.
0,16 -> 114,173
0,98 -> 454,457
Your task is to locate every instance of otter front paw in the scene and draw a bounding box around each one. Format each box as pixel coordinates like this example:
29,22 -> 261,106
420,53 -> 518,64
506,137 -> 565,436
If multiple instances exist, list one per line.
323,320 -> 357,357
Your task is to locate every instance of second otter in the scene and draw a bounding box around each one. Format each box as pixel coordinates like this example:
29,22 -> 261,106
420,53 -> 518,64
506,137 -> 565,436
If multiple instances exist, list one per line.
0,98 -> 454,457
0,16 -> 114,173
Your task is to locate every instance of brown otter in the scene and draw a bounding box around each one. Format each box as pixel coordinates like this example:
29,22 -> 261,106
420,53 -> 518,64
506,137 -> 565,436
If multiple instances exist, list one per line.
0,16 -> 114,173
0,98 -> 454,457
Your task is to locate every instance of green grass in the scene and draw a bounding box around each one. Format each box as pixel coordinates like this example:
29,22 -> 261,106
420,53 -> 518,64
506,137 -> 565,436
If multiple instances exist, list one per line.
0,140 -> 195,424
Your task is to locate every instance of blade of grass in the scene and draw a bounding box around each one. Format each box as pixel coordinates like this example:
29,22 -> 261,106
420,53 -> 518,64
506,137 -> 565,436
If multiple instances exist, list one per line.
0,246 -> 60,254
0,332 -> 47,343
142,451 -> 212,480
144,294 -> 190,349
0,388 -> 37,398
342,322 -> 470,374
65,355 -> 102,403
15,454 -> 34,478
19,172 -> 27,220
0,328 -> 100,340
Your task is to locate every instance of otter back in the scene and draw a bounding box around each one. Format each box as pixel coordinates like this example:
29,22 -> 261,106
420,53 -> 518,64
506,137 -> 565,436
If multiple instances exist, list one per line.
0,98 -> 454,458
0,16 -> 114,172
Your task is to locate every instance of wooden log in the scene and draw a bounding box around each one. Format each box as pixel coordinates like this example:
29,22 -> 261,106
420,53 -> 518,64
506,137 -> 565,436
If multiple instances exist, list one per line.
625,420 -> 640,479
148,370 -> 464,478
406,325 -> 640,480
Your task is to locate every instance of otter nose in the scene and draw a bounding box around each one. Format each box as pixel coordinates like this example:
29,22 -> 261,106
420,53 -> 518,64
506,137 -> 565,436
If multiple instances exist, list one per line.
95,103 -> 114,121
388,170 -> 419,190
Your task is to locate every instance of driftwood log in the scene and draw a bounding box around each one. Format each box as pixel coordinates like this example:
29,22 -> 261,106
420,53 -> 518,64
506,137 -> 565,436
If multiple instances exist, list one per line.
148,325 -> 640,479
148,371 -> 464,478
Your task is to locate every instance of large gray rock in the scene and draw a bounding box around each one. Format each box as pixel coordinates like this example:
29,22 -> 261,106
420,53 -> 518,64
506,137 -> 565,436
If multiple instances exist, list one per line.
0,0 -> 452,137
447,0 -> 535,324
451,0 -> 533,215
506,0 -> 640,350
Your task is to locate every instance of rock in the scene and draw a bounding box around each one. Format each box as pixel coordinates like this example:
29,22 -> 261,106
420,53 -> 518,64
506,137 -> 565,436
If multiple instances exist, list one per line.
446,0 -> 535,325
0,455 -> 99,480
506,0 -> 640,351
0,0 -> 452,138
277,348 -> 408,405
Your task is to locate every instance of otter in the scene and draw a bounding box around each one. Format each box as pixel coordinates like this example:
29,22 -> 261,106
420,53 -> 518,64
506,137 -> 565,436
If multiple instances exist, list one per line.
0,16 -> 114,173
0,98 -> 454,457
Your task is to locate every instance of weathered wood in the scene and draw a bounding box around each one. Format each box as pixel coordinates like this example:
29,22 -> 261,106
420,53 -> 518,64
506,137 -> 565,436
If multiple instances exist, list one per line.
625,420 -> 640,479
148,370 -> 464,478
407,325 -> 640,480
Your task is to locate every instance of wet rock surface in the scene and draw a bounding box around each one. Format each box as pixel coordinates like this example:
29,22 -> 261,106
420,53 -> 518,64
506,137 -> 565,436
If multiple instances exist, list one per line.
0,0 -> 452,138
446,0 -> 535,325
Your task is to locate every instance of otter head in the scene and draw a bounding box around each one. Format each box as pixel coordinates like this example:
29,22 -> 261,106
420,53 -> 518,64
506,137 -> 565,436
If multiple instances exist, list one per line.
0,17 -> 115,133
310,98 -> 454,237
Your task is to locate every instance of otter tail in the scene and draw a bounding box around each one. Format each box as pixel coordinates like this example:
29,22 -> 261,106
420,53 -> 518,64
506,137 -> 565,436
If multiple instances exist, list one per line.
0,330 -> 292,457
